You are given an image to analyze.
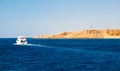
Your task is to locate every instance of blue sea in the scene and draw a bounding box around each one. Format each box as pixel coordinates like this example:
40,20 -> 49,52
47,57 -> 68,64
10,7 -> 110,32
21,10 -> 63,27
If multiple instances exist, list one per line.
0,38 -> 120,71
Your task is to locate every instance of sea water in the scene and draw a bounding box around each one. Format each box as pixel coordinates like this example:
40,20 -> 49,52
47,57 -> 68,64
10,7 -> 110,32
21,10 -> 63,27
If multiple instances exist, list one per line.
0,38 -> 120,71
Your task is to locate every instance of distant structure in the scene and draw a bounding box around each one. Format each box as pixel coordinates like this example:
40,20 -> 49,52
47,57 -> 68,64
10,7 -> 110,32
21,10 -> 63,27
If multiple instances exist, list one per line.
90,26 -> 93,30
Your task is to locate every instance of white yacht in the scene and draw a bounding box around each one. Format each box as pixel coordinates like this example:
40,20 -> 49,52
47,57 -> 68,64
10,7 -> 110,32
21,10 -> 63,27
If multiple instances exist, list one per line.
16,36 -> 28,45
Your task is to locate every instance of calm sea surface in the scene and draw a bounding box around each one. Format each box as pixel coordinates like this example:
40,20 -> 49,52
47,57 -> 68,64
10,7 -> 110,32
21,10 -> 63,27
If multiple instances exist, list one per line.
0,38 -> 120,71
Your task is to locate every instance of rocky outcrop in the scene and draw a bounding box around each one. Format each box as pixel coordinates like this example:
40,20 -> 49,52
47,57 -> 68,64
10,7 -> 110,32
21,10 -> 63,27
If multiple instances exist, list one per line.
33,29 -> 120,38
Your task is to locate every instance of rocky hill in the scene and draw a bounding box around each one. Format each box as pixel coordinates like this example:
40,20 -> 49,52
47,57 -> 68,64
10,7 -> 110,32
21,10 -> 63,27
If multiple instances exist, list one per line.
33,29 -> 120,38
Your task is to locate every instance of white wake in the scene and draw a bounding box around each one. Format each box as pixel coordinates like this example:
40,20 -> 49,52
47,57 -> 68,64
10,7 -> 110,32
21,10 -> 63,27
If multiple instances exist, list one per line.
13,43 -> 46,47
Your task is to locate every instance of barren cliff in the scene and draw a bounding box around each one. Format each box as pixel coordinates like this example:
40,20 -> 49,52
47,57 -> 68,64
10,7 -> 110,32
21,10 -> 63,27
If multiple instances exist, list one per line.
34,29 -> 120,38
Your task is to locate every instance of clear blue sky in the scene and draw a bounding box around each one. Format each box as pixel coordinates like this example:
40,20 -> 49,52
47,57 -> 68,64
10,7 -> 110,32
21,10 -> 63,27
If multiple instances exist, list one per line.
0,0 -> 120,37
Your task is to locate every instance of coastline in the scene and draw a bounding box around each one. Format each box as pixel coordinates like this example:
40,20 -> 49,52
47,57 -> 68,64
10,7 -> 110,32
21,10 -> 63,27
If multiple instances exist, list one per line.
33,29 -> 120,39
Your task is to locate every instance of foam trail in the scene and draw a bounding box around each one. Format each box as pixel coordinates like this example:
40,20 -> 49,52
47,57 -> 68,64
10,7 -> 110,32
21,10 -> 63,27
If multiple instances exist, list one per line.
13,43 -> 46,47
28,44 -> 45,46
